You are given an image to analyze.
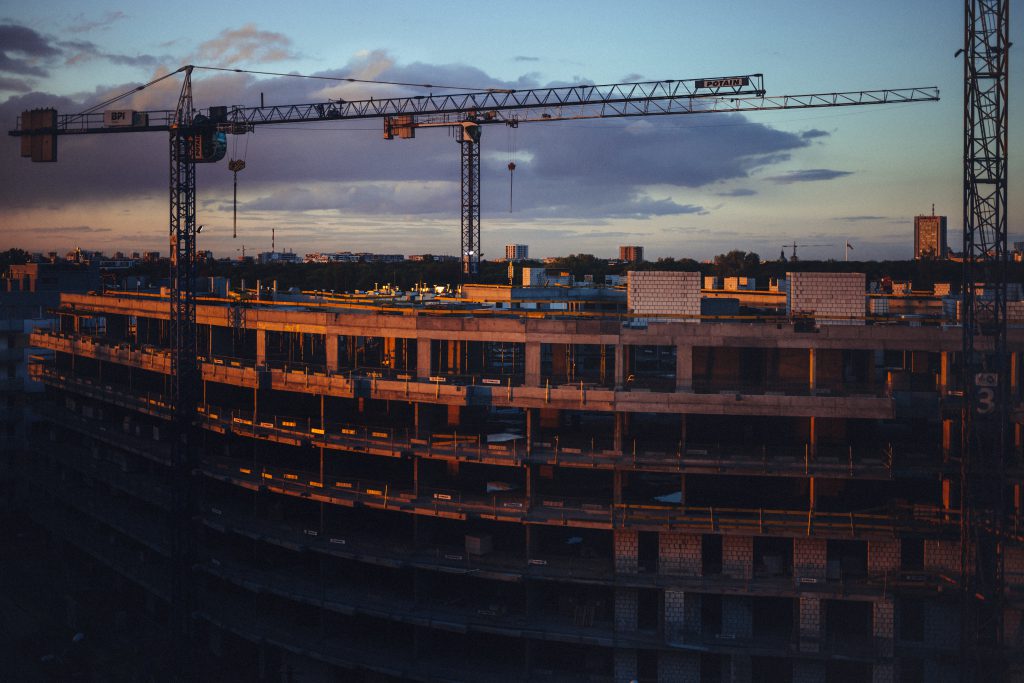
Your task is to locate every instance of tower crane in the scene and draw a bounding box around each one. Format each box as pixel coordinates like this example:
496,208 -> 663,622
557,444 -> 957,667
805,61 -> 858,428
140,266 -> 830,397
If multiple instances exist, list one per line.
10,66 -> 939,666
781,241 -> 835,261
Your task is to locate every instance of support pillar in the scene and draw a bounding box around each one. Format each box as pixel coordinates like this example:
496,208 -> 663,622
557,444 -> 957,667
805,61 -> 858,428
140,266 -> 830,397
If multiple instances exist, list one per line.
325,334 -> 339,372
613,412 -> 624,452
808,416 -> 817,459
416,339 -> 431,379
676,344 -> 693,391
255,329 -> 267,367
614,343 -> 625,389
939,350 -> 950,395
798,595 -> 823,653
808,348 -> 817,392
525,408 -> 534,455
523,341 -> 541,387
942,418 -> 954,461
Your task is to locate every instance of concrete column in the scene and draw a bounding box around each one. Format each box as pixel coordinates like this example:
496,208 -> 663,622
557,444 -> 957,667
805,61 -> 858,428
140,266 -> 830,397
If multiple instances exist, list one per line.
525,408 -> 534,455
808,348 -> 817,392
255,329 -> 267,366
728,654 -> 752,683
872,663 -> 895,683
939,350 -> 950,396
416,339 -> 431,379
676,344 -> 693,391
942,418 -> 954,461
325,334 -> 339,372
613,412 -> 624,452
614,343 -> 625,388
808,416 -> 817,459
525,342 -> 541,386
613,470 -> 623,507
679,415 -> 687,452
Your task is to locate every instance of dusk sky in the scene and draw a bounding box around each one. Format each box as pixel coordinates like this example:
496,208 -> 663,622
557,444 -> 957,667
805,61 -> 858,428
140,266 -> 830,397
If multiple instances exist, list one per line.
1,1 -> 1020,261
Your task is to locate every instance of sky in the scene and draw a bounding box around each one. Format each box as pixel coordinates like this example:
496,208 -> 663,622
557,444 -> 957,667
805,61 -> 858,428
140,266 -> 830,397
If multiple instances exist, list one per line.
0,1 -> 1021,262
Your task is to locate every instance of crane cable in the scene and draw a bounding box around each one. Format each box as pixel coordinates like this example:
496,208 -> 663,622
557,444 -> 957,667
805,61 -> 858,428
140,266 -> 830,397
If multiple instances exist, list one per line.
228,132 -> 249,239
507,125 -> 517,212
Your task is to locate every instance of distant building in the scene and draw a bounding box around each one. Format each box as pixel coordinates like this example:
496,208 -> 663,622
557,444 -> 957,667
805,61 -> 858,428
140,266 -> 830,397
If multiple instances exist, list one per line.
258,251 -> 301,265
505,244 -> 529,262
914,213 -> 947,259
619,245 -> 644,262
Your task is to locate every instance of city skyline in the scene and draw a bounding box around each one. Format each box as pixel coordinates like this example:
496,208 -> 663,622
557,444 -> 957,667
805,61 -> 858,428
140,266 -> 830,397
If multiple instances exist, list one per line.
1,1 -> 1022,261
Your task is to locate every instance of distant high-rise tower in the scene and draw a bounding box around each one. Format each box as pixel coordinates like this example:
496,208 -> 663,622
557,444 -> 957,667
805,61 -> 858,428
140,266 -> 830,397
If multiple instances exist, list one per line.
619,245 -> 644,262
505,244 -> 528,262
914,208 -> 947,259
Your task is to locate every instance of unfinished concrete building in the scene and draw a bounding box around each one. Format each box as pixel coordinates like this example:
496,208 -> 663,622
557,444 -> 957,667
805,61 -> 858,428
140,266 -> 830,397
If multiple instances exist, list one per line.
20,271 -> 1024,682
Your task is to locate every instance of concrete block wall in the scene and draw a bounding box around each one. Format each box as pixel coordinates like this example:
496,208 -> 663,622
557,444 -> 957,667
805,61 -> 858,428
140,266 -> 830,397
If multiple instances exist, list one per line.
1005,608 -> 1023,649
658,651 -> 699,683
798,596 -> 822,652
923,539 -> 960,576
627,271 -> 701,319
867,539 -> 901,574
792,660 -> 826,683
934,282 -> 952,296
923,660 -> 958,683
614,529 -> 639,574
664,589 -> 687,636
615,588 -> 638,632
659,532 -> 701,576
721,596 -> 753,638
794,538 -> 827,580
614,648 -> 637,683
873,598 -> 894,656
1007,545 -> 1024,590
722,536 -> 753,580
872,663 -> 895,683
787,272 -> 866,325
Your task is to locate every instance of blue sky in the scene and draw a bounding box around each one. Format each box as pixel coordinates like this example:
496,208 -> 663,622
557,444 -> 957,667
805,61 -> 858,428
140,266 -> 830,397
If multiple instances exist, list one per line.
0,1 -> 1020,261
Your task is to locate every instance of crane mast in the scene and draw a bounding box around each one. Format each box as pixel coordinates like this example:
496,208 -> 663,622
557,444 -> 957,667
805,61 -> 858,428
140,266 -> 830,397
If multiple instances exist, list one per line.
960,0 -> 1011,679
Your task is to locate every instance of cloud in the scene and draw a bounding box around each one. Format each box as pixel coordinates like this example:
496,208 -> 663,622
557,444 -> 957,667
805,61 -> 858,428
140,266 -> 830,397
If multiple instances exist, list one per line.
715,188 -> 757,197
59,39 -> 164,68
513,56 -> 540,62
766,168 -> 853,184
67,11 -> 127,34
834,215 -> 887,221
192,24 -> 299,66
5,225 -> 111,234
800,129 -> 830,140
0,75 -> 32,92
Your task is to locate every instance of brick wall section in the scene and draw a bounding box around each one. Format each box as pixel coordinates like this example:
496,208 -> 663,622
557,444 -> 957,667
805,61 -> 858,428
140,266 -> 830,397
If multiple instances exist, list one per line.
798,596 -> 822,652
793,538 -> 827,580
923,539 -> 961,576
872,663 -> 895,683
721,596 -> 753,638
664,589 -> 686,637
614,588 -> 638,633
792,660 -> 825,683
873,598 -> 895,657
787,272 -> 866,325
658,652 -> 699,683
923,660 -> 958,683
1005,545 -> 1024,591
659,532 -> 701,576
867,539 -> 901,575
722,536 -> 753,580
614,649 -> 637,683
684,592 -> 702,635
614,529 -> 639,575
627,271 -> 701,320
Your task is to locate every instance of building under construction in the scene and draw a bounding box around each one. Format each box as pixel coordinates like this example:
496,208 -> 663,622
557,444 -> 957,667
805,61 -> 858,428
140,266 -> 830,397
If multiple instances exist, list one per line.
18,270 -> 1024,682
